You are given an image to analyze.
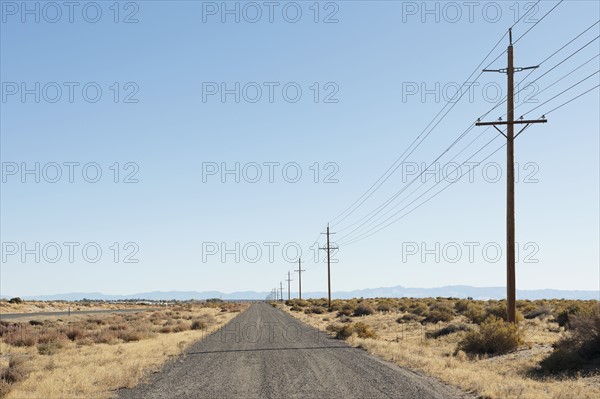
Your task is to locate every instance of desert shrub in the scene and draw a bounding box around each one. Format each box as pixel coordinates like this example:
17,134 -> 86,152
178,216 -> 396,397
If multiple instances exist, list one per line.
408,303 -> 428,316
172,322 -> 191,333
290,305 -> 302,312
517,300 -> 538,313
457,317 -> 522,355
108,323 -> 128,331
3,331 -> 37,347
308,306 -> 326,315
0,321 -> 18,337
422,304 -> 455,324
376,302 -> 393,312
195,314 -> 216,326
1,356 -> 28,384
426,323 -> 471,339
159,326 -> 173,334
465,304 -> 487,324
87,318 -> 106,325
93,330 -> 118,344
353,303 -> 375,317
524,305 -> 553,320
64,327 -> 85,341
554,304 -> 582,328
540,307 -> 600,373
485,302 -> 524,323
295,300 -> 309,308
37,342 -> 64,355
37,330 -> 68,345
120,330 -> 147,342
28,320 -> 43,326
8,297 -> 23,304
338,316 -> 353,323
335,325 -> 354,340
454,299 -> 471,314
353,322 -> 377,339
328,300 -> 345,312
191,320 -> 206,330
326,323 -> 343,334
336,308 -> 353,317
396,313 -> 423,324
312,299 -> 328,308
334,322 -> 377,340
0,380 -> 11,398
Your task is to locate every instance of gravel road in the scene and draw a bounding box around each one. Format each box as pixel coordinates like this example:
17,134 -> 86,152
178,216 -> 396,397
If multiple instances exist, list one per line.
118,303 -> 473,399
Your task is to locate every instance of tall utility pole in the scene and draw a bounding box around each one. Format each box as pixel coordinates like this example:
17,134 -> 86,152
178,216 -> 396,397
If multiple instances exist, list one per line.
476,28 -> 547,324
286,271 -> 293,301
279,282 -> 284,302
320,224 -> 338,308
295,258 -> 306,300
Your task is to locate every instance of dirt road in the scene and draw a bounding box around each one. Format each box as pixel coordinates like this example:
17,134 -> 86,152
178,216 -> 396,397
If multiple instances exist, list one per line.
118,303 -> 472,399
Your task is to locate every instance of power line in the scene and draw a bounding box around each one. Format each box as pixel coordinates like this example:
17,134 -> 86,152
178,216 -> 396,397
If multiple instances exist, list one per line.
513,0 -> 564,45
333,6 -> 570,236
524,53 -> 600,102
344,21 -> 600,245
521,70 -> 600,117
479,24 -> 600,120
341,136 -> 506,246
329,27 -> 514,228
341,62 -> 595,245
544,84 -> 600,115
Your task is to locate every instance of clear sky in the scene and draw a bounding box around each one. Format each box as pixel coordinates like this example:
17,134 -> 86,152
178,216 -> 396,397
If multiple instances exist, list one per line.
1,0 -> 599,297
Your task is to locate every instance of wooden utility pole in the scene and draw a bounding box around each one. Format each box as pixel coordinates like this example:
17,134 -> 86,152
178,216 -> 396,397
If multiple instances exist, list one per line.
295,258 -> 306,300
286,271 -> 293,301
279,282 -> 284,302
476,28 -> 547,324
320,224 -> 338,308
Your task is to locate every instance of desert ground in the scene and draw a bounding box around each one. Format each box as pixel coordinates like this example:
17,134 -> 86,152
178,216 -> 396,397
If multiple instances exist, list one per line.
281,297 -> 600,399
0,300 -> 248,398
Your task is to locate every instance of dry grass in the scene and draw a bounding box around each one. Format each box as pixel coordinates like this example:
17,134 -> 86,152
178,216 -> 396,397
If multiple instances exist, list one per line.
0,302 -> 248,399
283,298 -> 600,399
0,299 -> 151,315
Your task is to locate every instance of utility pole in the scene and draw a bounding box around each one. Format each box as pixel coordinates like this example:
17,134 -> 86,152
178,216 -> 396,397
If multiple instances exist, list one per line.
279,281 -> 284,302
320,224 -> 338,308
476,28 -> 547,324
295,258 -> 306,300
286,271 -> 293,301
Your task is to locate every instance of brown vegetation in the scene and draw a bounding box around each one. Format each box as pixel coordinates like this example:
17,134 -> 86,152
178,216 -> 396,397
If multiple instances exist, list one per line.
0,301 -> 248,399
283,297 -> 600,399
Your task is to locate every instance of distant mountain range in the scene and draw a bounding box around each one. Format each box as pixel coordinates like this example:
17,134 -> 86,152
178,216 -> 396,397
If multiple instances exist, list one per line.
3,285 -> 598,301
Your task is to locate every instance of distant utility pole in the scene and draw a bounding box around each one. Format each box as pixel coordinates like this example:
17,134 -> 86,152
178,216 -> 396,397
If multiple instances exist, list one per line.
286,271 -> 293,301
476,28 -> 547,324
295,258 -> 306,300
320,224 -> 338,308
279,281 -> 284,302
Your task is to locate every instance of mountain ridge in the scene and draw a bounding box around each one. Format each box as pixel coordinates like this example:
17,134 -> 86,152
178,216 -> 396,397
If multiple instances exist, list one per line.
2,285 -> 598,301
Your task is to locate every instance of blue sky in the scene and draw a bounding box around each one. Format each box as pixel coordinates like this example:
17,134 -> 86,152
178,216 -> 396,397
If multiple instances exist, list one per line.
1,0 -> 599,297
